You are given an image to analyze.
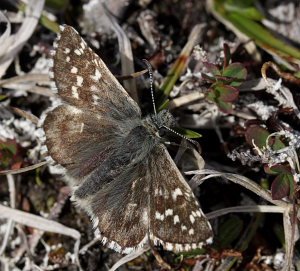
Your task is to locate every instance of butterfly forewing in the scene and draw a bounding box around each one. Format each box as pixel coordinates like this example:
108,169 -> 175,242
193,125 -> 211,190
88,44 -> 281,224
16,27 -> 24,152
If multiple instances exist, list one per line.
43,104 -> 119,180
50,25 -> 141,120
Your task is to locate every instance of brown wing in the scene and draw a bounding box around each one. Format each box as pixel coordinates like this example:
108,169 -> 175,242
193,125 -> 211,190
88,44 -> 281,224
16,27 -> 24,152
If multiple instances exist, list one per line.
148,145 -> 213,252
85,144 -> 212,254
44,25 -> 142,180
43,104 -> 120,182
49,25 -> 140,120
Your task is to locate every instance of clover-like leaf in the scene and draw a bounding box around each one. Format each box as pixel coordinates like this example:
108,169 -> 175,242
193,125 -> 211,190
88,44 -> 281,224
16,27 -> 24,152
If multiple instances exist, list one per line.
245,125 -> 286,150
271,172 -> 294,200
214,84 -> 239,102
222,63 -> 247,87
203,62 -> 221,76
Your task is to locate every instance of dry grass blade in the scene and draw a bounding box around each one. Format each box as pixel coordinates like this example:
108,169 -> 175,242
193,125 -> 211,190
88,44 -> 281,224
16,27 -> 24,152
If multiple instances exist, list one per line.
0,0 -> 45,78
116,69 -> 148,80
186,169 -> 290,208
0,174 -> 15,256
0,12 -> 12,56
0,204 -> 80,240
108,247 -> 149,271
0,74 -> 50,86
11,107 -> 39,124
206,205 -> 287,220
261,61 -> 300,85
0,161 -> 49,175
102,3 -> 138,103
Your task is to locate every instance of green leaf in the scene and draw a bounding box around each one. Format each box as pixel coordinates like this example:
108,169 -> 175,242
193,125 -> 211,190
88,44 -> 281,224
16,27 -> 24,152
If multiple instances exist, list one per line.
212,0 -> 300,66
0,95 -> 7,101
217,216 -> 244,248
174,127 -> 202,139
203,62 -> 221,76
227,12 -> 300,61
202,73 -> 217,83
222,63 -> 247,86
271,173 -> 294,200
245,125 -> 286,150
214,84 -> 239,102
157,99 -> 169,111
40,15 -> 60,33
224,0 -> 264,21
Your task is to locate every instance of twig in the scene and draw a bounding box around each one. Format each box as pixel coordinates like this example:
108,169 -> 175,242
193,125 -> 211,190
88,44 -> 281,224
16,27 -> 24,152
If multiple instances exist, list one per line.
0,161 -> 49,175
11,107 -> 39,124
79,237 -> 101,255
261,61 -> 300,85
116,69 -> 148,80
168,92 -> 205,109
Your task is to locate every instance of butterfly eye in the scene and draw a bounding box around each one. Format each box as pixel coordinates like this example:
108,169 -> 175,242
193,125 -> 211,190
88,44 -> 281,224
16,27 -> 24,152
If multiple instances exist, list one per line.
158,127 -> 168,137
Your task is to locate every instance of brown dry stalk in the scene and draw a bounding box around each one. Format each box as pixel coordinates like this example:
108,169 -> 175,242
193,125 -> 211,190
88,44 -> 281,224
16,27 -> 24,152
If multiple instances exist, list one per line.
261,61 -> 300,85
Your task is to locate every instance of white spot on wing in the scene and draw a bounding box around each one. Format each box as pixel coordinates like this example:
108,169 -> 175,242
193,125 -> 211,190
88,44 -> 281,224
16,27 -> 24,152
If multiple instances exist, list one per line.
72,86 -> 79,99
80,123 -> 84,133
76,76 -> 83,86
190,214 -> 195,224
172,188 -> 183,200
155,211 -> 164,221
64,48 -> 71,54
189,228 -> 194,235
66,56 -> 70,62
91,85 -> 98,92
175,244 -> 183,251
92,94 -> 100,105
90,68 -> 102,81
59,25 -> 65,31
181,225 -> 187,231
165,209 -> 173,216
71,66 -> 78,73
80,41 -> 86,49
174,215 -> 180,224
92,217 -> 99,228
166,243 -> 173,250
74,49 -> 81,55
94,228 -> 101,237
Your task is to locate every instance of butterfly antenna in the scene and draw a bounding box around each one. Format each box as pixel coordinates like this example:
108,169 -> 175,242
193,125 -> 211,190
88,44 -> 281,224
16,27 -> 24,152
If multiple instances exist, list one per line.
142,59 -> 157,117
162,125 -> 201,152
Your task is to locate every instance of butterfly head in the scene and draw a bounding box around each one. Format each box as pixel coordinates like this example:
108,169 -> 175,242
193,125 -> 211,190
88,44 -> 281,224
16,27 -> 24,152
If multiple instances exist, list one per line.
154,109 -> 176,129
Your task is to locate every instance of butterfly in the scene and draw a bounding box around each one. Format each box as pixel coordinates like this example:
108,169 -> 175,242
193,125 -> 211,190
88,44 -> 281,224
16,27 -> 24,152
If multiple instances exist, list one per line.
43,25 -> 212,254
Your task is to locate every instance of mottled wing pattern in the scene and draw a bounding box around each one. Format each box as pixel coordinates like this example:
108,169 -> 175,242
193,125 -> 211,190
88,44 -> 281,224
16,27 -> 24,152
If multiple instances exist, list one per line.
44,25 -> 141,180
89,144 -> 212,254
43,104 -> 119,181
89,162 -> 150,254
49,25 -> 140,120
149,144 -> 213,252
